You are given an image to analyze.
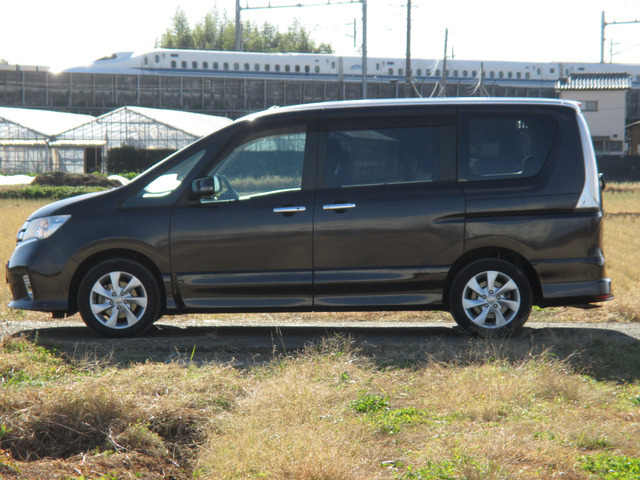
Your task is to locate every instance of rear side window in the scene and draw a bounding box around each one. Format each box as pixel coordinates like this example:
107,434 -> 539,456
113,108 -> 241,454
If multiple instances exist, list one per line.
325,126 -> 441,188
459,112 -> 558,181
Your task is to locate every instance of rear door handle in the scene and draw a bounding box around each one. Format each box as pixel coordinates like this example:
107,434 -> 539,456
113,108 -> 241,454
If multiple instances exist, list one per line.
323,203 -> 356,210
273,206 -> 306,213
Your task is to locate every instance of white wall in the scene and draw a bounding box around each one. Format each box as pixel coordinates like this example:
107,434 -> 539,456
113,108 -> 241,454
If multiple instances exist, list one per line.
559,90 -> 626,154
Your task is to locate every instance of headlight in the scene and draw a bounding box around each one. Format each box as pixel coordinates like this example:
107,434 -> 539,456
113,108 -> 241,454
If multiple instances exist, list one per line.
18,215 -> 71,243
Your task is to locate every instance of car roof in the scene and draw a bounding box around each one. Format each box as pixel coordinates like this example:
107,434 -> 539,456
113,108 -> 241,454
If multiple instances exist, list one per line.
237,97 -> 581,123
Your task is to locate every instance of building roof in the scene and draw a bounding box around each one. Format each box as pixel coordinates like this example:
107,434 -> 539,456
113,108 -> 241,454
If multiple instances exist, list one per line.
0,107 -> 94,138
54,106 -> 232,150
556,73 -> 632,91
122,106 -> 232,138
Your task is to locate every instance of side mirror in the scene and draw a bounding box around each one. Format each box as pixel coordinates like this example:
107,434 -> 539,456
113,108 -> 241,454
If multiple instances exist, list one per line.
599,173 -> 606,191
191,176 -> 219,197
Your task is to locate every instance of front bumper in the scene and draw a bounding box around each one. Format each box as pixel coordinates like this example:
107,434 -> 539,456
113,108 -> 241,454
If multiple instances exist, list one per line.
6,237 -> 78,313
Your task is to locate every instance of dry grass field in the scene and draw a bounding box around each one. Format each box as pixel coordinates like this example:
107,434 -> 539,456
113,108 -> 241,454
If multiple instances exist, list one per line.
0,186 -> 639,479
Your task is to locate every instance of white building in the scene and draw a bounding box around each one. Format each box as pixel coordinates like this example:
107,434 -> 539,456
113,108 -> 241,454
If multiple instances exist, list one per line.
556,73 -> 631,155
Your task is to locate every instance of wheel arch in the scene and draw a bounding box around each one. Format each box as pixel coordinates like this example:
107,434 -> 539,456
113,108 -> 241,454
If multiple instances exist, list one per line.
68,249 -> 166,314
444,247 -> 542,309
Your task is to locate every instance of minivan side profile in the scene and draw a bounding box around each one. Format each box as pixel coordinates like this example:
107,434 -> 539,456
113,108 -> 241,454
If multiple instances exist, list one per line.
6,98 -> 612,337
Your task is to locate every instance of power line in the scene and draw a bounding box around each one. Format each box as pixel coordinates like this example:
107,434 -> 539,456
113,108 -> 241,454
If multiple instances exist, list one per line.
234,0 -> 368,98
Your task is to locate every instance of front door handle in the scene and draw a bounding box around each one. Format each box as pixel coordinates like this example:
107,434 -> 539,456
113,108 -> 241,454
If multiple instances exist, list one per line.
323,203 -> 356,211
273,206 -> 306,214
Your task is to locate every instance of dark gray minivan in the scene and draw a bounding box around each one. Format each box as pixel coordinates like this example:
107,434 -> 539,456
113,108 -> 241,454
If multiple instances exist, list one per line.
6,98 -> 612,337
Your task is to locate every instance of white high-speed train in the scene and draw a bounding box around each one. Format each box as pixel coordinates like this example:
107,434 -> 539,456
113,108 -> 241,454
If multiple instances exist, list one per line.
63,48 -> 640,89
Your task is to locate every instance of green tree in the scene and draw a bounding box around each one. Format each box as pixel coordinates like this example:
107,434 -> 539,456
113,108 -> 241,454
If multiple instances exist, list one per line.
158,8 -> 333,54
158,8 -> 194,49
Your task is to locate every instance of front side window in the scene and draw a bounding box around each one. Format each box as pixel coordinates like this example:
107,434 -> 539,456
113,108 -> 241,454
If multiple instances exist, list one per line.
324,126 -> 441,188
459,112 -> 558,181
206,129 -> 306,202
124,149 -> 207,207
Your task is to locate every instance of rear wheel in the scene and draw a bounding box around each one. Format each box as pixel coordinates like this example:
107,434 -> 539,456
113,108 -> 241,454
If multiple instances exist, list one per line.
449,259 -> 532,337
77,259 -> 161,337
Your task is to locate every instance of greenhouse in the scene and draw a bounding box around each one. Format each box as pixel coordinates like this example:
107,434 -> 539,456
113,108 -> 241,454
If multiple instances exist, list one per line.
0,107 -> 94,174
52,106 -> 232,173
0,106 -> 232,174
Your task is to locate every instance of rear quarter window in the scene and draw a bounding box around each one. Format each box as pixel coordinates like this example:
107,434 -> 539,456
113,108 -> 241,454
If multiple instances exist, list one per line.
459,112 -> 558,181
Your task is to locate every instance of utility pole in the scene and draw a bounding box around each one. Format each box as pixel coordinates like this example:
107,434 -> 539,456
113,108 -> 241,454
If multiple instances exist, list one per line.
440,28 -> 448,96
404,0 -> 412,98
600,10 -> 640,63
362,0 -> 367,99
235,0 -> 243,51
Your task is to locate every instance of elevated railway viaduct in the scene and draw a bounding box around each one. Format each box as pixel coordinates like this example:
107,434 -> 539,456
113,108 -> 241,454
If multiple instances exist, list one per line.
0,69 -> 561,118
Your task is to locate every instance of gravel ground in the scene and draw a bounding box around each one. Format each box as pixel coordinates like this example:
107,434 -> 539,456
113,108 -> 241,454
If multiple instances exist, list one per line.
2,315 -> 638,365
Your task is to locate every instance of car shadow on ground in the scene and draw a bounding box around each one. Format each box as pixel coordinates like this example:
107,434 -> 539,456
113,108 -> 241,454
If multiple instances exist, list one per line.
12,321 -> 640,382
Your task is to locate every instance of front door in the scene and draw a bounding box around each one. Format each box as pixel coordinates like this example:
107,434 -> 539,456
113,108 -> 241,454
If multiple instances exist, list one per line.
170,126 -> 314,309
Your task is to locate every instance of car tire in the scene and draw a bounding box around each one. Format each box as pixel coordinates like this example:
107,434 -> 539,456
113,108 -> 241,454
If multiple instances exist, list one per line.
77,259 -> 161,337
449,259 -> 532,337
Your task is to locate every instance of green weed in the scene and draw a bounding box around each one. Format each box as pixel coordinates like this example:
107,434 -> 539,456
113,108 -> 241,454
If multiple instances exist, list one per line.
581,453 -> 640,479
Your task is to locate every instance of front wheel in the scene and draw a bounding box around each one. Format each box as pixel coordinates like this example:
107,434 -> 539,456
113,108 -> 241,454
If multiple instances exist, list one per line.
77,259 -> 161,337
449,259 -> 532,337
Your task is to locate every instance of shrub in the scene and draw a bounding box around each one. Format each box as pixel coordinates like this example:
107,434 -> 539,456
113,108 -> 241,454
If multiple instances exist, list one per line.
107,146 -> 175,173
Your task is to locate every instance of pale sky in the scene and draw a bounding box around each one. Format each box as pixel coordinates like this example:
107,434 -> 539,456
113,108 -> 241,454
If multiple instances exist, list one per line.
1,0 -> 640,70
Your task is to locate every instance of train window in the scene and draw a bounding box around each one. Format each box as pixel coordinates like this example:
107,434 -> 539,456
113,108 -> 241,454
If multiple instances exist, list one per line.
155,55 -> 160,63
265,64 -> 270,71
526,72 -> 530,79
305,65 -> 310,73
427,69 -> 431,75
203,62 -> 209,69
192,61 -> 198,69
463,70 -> 467,77
436,69 -> 440,76
550,68 -> 555,74
508,71 -> 512,78
171,60 -> 177,68
295,65 -> 300,72
417,69 -> 422,76
314,66 -> 320,73
234,62 -> 240,70
144,57 -> 149,65
499,71 -> 504,78
285,65 -> 291,72
454,70 -> 459,76
275,65 -> 281,72
213,62 -> 218,69
446,70 -> 450,76
331,61 -> 336,69
472,70 -> 477,77
223,62 -> 229,70
388,68 -> 394,75
181,61 -> 187,68
490,71 -> 495,78
255,63 -> 260,71
517,72 -> 521,79
244,63 -> 250,71
537,68 -> 541,75
399,68 -> 403,76
376,63 -> 380,70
